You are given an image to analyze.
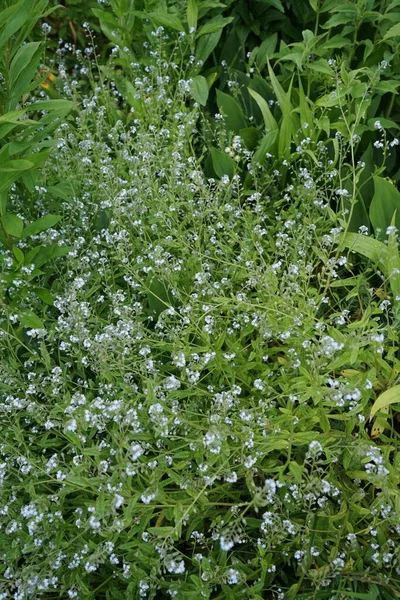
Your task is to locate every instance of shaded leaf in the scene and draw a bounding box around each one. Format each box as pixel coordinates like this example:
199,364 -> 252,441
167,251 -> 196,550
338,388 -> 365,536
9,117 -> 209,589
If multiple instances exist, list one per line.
369,176 -> 400,239
210,147 -> 236,178
216,89 -> 247,133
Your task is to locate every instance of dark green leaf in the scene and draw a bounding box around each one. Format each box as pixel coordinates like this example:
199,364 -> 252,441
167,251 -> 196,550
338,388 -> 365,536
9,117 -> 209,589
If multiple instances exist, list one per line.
369,176 -> 400,239
216,89 -> 247,133
210,147 -> 236,179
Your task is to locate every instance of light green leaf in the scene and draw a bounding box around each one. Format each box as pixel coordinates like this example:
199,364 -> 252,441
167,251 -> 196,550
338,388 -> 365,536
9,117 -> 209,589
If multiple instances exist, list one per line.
22,214 -> 62,238
370,384 -> 400,419
196,16 -> 233,38
340,232 -> 388,271
383,22 -> 400,40
26,99 -> 75,113
190,75 -> 209,106
1,213 -> 24,237
187,0 -> 198,31
20,312 -> 45,329
12,246 -> 24,263
148,12 -> 184,31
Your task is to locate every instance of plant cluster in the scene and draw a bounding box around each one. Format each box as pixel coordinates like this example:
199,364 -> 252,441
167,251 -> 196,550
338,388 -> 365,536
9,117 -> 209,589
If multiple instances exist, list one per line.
0,1 -> 400,599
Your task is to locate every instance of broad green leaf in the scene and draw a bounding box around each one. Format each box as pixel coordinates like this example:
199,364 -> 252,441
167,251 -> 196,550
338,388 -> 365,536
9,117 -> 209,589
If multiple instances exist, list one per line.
210,148 -> 236,179
187,0 -> 198,30
239,127 -> 259,150
189,75 -> 209,106
216,89 -> 247,133
256,33 -> 278,71
196,16 -> 233,38
374,80 -> 400,95
248,88 -> 278,132
34,287 -> 54,305
146,276 -> 173,316
1,214 -> 24,237
12,246 -> 24,263
340,232 -> 388,271
0,159 -> 34,172
8,41 -> 41,86
383,22 -> 400,40
253,130 -> 278,162
369,176 -> 400,239
195,29 -> 223,64
0,0 -> 35,50
370,384 -> 400,419
386,212 -> 400,301
148,12 -> 184,31
22,214 -> 62,238
33,245 -> 71,268
26,99 -> 75,113
20,312 -> 44,329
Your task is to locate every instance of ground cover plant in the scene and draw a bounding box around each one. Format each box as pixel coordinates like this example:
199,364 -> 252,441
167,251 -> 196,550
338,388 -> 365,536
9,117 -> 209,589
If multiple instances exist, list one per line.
0,1 -> 400,599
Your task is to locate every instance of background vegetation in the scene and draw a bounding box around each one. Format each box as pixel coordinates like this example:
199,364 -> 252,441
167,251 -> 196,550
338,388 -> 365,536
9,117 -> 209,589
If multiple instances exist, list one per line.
0,0 -> 400,598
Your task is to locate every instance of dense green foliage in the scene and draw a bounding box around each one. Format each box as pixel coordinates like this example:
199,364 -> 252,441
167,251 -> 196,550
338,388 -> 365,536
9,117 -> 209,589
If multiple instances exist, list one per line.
0,1 -> 400,599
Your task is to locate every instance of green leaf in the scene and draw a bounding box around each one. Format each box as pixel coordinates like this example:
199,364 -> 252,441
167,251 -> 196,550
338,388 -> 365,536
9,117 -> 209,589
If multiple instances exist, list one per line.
210,147 -> 236,179
196,16 -> 233,38
187,0 -> 198,30
34,287 -> 54,305
253,130 -> 278,162
383,22 -> 400,40
387,212 -> 400,301
148,12 -> 184,31
26,99 -> 75,113
239,127 -> 259,150
248,88 -> 278,132
340,232 -> 388,271
12,246 -> 24,263
369,176 -> 400,240
216,89 -> 247,133
6,41 -> 43,110
0,159 -> 34,172
370,384 -> 400,419
256,33 -> 278,71
1,213 -> 24,237
32,245 -> 71,268
8,41 -> 41,86
22,214 -> 62,238
195,29 -> 223,64
190,75 -> 209,106
20,312 -> 44,329
147,527 -> 174,537
146,276 -> 173,316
